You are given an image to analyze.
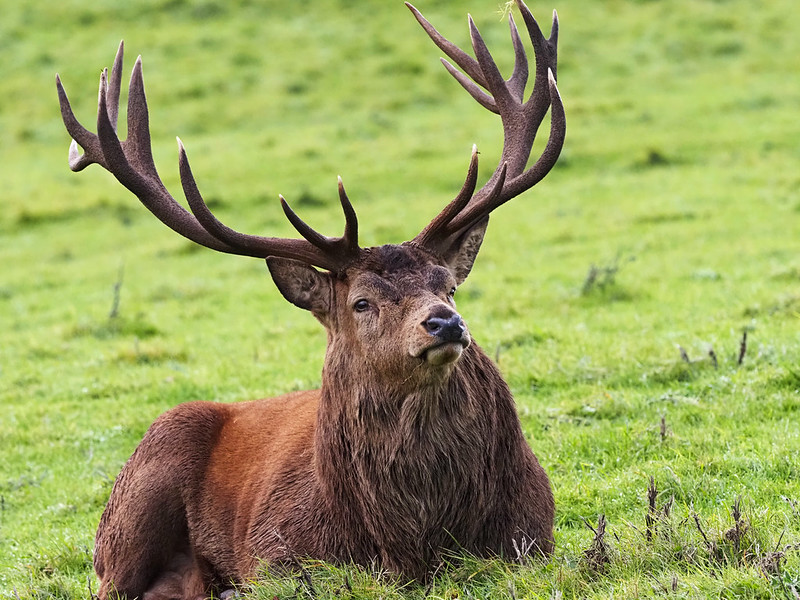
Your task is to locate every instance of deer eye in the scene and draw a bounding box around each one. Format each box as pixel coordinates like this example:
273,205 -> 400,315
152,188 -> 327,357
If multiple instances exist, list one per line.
354,299 -> 370,312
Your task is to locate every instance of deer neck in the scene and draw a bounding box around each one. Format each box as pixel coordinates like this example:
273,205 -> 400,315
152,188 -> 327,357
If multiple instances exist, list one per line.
313,342 -> 521,568
317,341 -> 510,443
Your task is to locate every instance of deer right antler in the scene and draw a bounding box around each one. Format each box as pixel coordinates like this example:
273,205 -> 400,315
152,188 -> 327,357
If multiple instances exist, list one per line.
56,41 -> 361,272
408,0 -> 566,257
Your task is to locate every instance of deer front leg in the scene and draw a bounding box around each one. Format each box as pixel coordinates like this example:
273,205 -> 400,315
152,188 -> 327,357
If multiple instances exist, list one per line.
139,550 -> 210,600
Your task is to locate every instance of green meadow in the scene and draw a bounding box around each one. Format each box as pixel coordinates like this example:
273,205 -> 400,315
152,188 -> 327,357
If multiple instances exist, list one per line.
2,0 -> 799,597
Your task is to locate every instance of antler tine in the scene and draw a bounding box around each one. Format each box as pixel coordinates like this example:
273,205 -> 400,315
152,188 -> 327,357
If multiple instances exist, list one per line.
405,3 -> 487,89
506,13 -> 529,103
277,178 -> 360,265
123,56 -> 159,177
178,139 -> 355,269
447,68 -> 564,233
56,74 -> 102,172
414,145 -> 480,248
440,58 -> 497,114
411,1 -> 565,256
56,41 -> 125,172
58,42 -> 364,272
468,15 -> 515,116
447,162 -> 507,235
107,41 -> 124,132
517,3 -> 558,120
337,176 -> 360,257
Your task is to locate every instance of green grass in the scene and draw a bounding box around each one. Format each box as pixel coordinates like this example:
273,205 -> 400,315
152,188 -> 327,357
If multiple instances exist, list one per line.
2,0 -> 800,597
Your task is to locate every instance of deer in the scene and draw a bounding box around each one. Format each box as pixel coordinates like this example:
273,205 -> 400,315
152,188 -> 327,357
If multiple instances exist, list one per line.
56,1 -> 564,598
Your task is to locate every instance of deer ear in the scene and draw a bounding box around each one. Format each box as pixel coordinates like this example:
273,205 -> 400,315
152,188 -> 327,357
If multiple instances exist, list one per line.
443,217 -> 488,285
266,257 -> 331,314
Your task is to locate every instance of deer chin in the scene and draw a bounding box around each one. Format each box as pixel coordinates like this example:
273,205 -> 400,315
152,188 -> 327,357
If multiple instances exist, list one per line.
415,340 -> 468,367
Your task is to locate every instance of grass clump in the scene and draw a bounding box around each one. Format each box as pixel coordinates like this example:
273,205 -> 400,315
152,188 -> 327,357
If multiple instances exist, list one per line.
240,487 -> 800,599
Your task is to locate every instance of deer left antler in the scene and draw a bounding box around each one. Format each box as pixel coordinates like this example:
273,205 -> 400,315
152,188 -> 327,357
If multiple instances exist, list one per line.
56,41 -> 361,272
408,0 -> 566,256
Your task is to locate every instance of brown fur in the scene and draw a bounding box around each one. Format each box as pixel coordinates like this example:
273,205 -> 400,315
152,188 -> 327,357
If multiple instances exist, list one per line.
95,244 -> 554,599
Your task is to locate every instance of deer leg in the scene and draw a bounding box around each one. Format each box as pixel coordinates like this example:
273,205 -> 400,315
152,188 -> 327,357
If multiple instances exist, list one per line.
141,549 -> 211,600
94,402 -> 225,600
95,490 -> 193,599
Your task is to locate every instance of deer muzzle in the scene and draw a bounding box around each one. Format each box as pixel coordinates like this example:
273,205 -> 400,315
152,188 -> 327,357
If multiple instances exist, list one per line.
423,313 -> 466,342
416,309 -> 470,366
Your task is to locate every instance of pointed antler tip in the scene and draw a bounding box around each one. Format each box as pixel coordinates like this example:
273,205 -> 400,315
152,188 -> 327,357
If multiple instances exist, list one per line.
406,2 -> 424,21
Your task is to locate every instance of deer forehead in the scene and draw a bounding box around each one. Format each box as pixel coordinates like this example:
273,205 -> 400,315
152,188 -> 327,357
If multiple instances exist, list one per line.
343,247 -> 455,305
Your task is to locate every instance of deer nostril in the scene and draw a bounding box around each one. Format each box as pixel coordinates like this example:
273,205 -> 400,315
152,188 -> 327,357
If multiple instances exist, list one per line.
423,313 -> 465,342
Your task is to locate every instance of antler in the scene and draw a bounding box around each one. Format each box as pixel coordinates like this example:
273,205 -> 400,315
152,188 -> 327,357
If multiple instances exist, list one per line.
56,41 -> 361,272
407,0 -> 566,256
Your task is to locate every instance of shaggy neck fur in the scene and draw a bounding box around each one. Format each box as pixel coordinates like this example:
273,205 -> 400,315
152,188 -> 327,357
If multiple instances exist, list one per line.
314,341 -> 525,578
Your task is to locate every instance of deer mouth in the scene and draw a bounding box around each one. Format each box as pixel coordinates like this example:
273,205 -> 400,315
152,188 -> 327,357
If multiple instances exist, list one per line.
416,339 -> 469,366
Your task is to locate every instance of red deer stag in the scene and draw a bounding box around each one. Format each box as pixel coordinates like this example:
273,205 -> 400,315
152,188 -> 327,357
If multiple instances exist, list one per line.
57,1 -> 564,598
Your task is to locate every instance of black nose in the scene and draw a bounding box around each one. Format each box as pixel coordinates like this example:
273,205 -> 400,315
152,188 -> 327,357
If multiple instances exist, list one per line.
423,313 -> 465,343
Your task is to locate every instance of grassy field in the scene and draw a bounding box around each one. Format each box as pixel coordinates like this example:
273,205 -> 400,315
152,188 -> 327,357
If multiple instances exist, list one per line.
2,0 -> 799,597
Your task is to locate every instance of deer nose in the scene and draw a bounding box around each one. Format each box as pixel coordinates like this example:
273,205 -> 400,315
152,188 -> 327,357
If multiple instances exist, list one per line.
423,313 -> 466,343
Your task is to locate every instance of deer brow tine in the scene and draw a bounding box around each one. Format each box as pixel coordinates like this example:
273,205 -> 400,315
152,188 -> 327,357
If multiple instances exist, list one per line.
337,177 -> 360,255
415,145 -> 480,246
448,162 -> 507,234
